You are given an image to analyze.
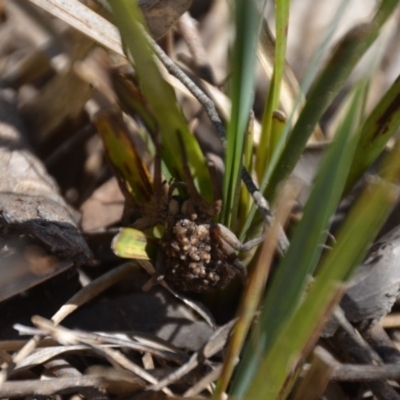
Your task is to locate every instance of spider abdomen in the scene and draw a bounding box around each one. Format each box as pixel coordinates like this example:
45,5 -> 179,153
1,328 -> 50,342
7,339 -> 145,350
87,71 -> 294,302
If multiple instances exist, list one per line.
160,217 -> 235,292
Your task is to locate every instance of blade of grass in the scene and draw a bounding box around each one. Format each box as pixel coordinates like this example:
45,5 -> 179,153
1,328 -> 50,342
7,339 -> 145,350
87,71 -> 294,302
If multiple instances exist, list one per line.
246,144 -> 400,399
257,22 -> 324,143
108,1 -> 211,196
255,0 -> 290,176
221,0 -> 265,228
230,82 -> 365,397
239,111 -> 286,240
93,107 -> 153,203
290,348 -> 334,400
265,0 -> 399,201
214,184 -> 295,399
112,72 -> 158,134
346,74 -> 400,191
27,0 -> 123,56
269,111 -> 286,169
241,0 -> 349,241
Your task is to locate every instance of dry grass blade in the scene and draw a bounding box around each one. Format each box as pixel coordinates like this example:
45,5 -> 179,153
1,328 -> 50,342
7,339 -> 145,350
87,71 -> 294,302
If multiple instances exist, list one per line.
215,184 -> 296,397
149,320 -> 235,392
97,332 -> 186,356
31,316 -> 174,395
0,341 -> 35,353
27,0 -> 123,56
0,262 -> 139,381
44,358 -> 81,378
382,314 -> 400,328
12,344 -> 115,372
0,336 -> 40,383
29,317 -> 186,364
292,346 -> 334,400
52,261 -> 139,324
184,365 -> 223,397
85,365 -> 146,395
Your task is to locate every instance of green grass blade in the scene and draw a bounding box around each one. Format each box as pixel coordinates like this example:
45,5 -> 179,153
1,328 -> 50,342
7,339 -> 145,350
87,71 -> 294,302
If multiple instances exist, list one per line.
346,74 -> 400,191
221,0 -> 265,228
240,0 -> 349,241
230,83 -> 365,397
256,0 -> 290,175
269,111 -> 286,165
108,1 -> 211,196
112,72 -> 158,134
215,187 -> 293,398
93,107 -> 153,203
265,0 -> 398,201
246,145 -> 400,399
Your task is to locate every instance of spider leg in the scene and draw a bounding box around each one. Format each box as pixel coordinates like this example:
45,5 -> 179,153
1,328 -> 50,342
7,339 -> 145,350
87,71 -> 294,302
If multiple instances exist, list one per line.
215,223 -> 266,252
241,172 -> 290,255
132,216 -> 159,230
212,228 -> 248,280
233,258 -> 248,280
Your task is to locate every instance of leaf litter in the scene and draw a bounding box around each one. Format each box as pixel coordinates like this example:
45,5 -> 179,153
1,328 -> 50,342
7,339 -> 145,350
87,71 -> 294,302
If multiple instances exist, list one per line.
1,0 -> 400,399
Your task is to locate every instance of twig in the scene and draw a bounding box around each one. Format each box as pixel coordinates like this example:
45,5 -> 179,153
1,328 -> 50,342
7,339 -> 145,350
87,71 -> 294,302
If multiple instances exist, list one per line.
331,307 -> 382,364
332,363 -> 400,382
316,342 -> 400,382
362,323 -> 400,364
142,27 -> 226,143
327,327 -> 400,400
0,376 -> 109,397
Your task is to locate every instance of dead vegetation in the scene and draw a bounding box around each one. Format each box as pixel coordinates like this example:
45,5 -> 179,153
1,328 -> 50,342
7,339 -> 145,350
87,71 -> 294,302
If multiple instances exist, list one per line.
1,1 -> 400,399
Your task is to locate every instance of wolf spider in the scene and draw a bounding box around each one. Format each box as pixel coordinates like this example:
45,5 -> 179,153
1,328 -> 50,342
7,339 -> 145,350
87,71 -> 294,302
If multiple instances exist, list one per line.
133,142 -> 266,293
